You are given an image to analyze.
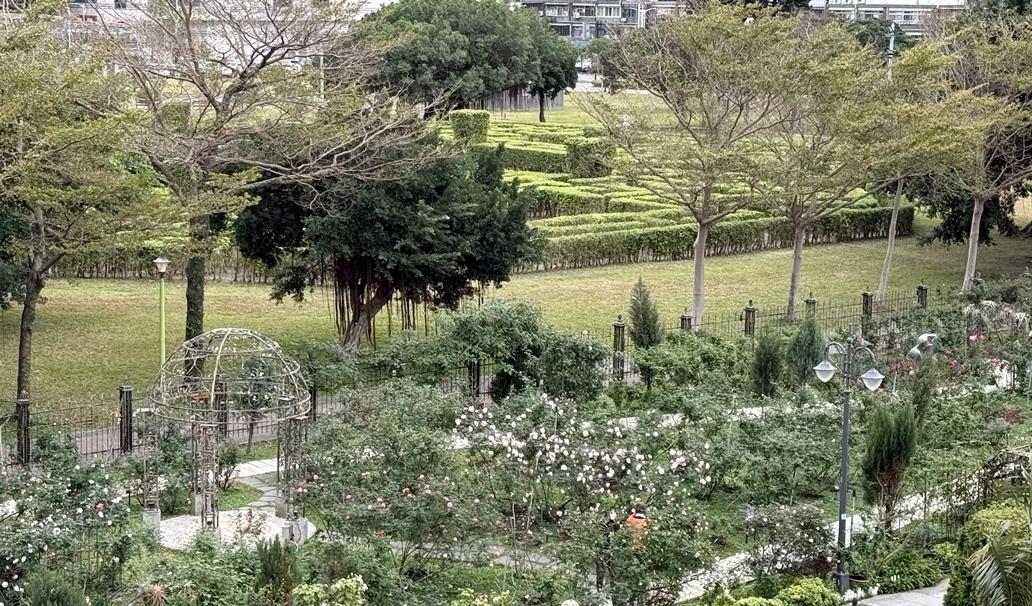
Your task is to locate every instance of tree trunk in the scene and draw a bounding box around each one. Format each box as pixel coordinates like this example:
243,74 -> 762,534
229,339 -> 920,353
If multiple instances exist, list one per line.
691,222 -> 709,329
341,282 -> 394,347
185,216 -> 210,341
17,262 -> 43,400
786,223 -> 807,321
961,197 -> 986,292
538,91 -> 546,123
876,179 -> 905,301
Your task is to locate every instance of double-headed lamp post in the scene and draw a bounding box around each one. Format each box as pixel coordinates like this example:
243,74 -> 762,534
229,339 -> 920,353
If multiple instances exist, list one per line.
814,336 -> 885,594
154,257 -> 170,364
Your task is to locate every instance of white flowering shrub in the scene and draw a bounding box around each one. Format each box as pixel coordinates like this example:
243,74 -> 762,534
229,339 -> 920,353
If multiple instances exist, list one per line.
0,460 -> 134,602
459,390 -> 713,605
301,381 -> 492,577
742,504 -> 832,579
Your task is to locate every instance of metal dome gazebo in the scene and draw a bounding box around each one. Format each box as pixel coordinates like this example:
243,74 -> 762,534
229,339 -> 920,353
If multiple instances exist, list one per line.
143,328 -> 311,536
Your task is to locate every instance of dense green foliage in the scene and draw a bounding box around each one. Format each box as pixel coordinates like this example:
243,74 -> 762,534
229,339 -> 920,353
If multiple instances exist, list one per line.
786,319 -> 824,385
862,404 -> 918,529
362,0 -> 572,110
450,110 -> 492,143
751,335 -> 784,397
629,278 -> 662,350
237,145 -> 536,345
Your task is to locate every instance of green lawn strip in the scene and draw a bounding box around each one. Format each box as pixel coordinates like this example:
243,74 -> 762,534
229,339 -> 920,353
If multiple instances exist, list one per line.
2,213 -> 1029,403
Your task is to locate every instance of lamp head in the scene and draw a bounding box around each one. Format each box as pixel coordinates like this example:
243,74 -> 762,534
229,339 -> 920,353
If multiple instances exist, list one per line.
153,256 -> 170,276
814,360 -> 836,383
860,368 -> 885,392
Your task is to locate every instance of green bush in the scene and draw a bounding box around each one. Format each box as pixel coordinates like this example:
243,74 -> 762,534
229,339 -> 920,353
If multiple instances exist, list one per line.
21,569 -> 88,606
751,334 -> 784,397
533,206 -> 914,271
565,136 -> 615,177
255,539 -> 300,601
945,501 -> 1030,606
737,598 -> 786,606
483,142 -> 568,173
774,578 -> 838,606
450,110 -> 491,143
786,318 -> 824,385
873,549 -> 943,593
522,184 -> 606,217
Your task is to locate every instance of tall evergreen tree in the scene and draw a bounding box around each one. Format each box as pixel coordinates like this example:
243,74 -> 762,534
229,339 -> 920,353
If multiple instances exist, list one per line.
862,404 -> 918,532
628,278 -> 662,350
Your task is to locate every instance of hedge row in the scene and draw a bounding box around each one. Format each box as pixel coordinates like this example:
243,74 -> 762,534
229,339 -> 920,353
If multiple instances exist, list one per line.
479,142 -> 569,173
524,206 -> 915,272
449,110 -> 491,143
532,208 -> 688,228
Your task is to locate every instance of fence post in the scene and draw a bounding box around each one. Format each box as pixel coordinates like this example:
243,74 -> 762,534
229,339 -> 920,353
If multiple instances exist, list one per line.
916,284 -> 928,309
1022,266 -> 1032,280
680,308 -> 692,332
743,301 -> 756,337
467,359 -> 482,397
862,292 -> 874,320
612,316 -> 626,382
804,293 -> 817,319
15,398 -> 30,469
118,384 -> 134,455
309,385 -> 318,423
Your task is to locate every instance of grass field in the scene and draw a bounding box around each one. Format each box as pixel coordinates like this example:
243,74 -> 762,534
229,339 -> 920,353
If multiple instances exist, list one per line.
2,210 -> 1029,405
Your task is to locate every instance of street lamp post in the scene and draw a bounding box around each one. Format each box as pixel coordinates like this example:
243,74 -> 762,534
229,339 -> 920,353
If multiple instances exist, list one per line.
154,257 -> 169,364
814,335 -> 884,594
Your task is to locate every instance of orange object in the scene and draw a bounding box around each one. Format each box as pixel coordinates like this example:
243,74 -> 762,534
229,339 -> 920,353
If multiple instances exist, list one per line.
625,512 -> 647,532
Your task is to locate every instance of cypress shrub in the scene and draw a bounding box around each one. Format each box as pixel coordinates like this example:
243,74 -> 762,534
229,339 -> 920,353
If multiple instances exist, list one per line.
449,109 -> 491,143
750,334 -> 784,397
629,278 -> 662,349
22,569 -> 88,606
861,404 -> 917,531
786,317 -> 824,385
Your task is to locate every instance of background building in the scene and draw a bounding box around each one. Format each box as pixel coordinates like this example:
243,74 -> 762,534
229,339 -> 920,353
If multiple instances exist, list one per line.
515,1 -> 687,46
808,0 -> 969,37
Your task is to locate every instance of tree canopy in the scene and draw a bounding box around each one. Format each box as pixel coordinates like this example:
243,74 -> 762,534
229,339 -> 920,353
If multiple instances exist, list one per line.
237,145 -> 537,346
527,16 -> 578,122
362,0 -> 537,108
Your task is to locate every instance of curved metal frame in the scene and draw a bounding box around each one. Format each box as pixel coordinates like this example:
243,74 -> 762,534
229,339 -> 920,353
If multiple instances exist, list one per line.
146,328 -> 311,533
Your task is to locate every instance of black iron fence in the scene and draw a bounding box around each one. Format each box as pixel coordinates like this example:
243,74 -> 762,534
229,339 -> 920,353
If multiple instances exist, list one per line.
0,284 -> 950,469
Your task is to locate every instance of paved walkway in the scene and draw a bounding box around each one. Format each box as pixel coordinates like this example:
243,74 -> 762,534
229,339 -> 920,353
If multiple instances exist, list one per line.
861,580 -> 949,606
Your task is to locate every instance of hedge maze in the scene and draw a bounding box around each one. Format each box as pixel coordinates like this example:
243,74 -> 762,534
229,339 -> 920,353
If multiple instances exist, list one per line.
444,111 -> 915,272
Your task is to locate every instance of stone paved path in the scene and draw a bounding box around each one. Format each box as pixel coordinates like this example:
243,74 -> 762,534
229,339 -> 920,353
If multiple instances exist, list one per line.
861,580 -> 949,606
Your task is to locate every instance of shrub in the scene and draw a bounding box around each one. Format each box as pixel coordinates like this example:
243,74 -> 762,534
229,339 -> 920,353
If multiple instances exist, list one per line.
255,539 -> 300,600
751,335 -> 784,397
634,331 -> 743,387
774,578 -> 838,606
538,329 -> 607,402
483,142 -> 568,173
744,504 -> 832,579
21,569 -> 88,606
861,404 -> 917,531
786,318 -> 823,385
629,278 -> 662,350
564,136 -> 615,177
450,110 -> 491,143
294,576 -> 368,606
450,589 -> 514,606
738,598 -> 786,606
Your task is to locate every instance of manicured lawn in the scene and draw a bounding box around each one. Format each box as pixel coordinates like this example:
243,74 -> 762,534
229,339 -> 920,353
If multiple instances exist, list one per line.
2,212 -> 1029,405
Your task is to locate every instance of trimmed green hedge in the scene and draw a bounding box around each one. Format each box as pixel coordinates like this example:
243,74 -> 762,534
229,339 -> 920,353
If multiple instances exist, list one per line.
526,206 -> 915,271
481,142 -> 568,173
532,208 -> 687,227
565,137 -> 615,178
449,110 -> 491,143
522,185 -> 607,218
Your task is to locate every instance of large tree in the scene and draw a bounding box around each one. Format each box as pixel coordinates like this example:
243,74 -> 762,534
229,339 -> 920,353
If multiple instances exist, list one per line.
0,17 -> 161,399
361,0 -> 536,110
86,0 -> 434,342
582,4 -> 819,327
237,145 -> 537,346
920,14 -> 1032,291
526,16 -> 578,124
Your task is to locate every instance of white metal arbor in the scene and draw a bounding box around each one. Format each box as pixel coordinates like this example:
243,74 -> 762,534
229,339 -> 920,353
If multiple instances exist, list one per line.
146,328 -> 311,534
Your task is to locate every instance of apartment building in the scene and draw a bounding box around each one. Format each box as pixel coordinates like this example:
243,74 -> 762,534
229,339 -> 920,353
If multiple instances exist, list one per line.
808,0 -> 969,37
515,1 -> 687,46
